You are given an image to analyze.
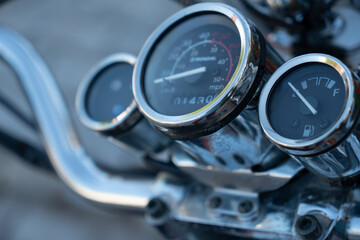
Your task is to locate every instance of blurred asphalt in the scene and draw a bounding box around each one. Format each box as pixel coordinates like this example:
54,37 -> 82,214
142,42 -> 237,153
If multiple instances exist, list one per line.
0,0 -> 183,239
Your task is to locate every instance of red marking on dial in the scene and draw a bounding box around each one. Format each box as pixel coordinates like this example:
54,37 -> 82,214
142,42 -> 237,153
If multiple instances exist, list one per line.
211,38 -> 233,82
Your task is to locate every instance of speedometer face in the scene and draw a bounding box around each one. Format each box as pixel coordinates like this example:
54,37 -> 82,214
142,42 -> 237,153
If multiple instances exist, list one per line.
143,13 -> 241,116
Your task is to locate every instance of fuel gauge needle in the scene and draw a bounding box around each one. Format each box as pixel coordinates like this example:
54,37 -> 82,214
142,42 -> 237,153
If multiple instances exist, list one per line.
153,66 -> 206,84
288,82 -> 318,115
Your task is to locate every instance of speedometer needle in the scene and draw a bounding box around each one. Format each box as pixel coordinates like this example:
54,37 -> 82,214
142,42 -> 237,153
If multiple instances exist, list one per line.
153,66 -> 207,84
288,82 -> 318,115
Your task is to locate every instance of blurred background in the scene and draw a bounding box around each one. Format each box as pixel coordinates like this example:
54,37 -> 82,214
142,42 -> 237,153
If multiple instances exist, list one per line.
0,0 -> 183,239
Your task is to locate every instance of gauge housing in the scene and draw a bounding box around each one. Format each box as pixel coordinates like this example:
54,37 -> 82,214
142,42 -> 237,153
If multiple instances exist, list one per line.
259,53 -> 360,156
133,3 -> 266,140
76,53 -> 142,134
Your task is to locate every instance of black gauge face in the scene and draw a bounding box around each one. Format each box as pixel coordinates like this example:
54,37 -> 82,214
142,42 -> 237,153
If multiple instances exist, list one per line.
86,63 -> 133,122
143,13 -> 241,116
268,63 -> 346,139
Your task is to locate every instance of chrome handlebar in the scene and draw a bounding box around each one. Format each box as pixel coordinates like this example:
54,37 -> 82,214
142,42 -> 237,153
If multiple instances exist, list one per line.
0,27 -> 154,212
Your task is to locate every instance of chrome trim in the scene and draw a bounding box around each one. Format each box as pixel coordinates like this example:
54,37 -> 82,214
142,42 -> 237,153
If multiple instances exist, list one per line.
259,53 -> 360,156
172,148 -> 303,192
107,118 -> 172,154
175,113 -> 287,175
295,124 -> 360,178
173,184 -> 296,239
154,170 -> 348,239
346,202 -> 360,240
295,186 -> 346,239
0,27 -> 154,211
133,3 -> 263,139
76,53 -> 141,133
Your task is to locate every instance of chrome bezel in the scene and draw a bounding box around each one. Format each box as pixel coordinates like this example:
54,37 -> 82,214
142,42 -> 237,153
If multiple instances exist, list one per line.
133,3 -> 260,138
76,53 -> 141,133
259,53 -> 360,156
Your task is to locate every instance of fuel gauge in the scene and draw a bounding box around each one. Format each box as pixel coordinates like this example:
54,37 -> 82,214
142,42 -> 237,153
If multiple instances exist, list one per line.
268,63 -> 346,139
259,54 -> 360,181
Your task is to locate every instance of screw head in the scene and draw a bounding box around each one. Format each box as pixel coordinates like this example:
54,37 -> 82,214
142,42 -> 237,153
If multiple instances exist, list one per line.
146,198 -> 168,219
208,196 -> 222,209
238,200 -> 254,214
295,215 -> 322,240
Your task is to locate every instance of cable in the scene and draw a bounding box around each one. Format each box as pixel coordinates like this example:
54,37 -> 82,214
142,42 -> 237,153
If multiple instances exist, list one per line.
0,92 -> 37,131
0,91 -> 52,170
0,129 -> 53,171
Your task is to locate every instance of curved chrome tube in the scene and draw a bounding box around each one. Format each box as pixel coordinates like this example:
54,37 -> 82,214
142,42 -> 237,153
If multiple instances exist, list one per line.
0,27 -> 154,212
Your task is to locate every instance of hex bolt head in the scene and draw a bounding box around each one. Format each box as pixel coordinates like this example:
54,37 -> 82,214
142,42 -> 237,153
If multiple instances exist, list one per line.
146,198 -> 169,219
238,200 -> 254,214
295,215 -> 322,240
208,196 -> 222,209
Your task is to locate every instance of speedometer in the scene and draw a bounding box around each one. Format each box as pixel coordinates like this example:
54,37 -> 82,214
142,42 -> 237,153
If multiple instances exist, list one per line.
134,3 -> 281,140
144,13 -> 240,116
133,3 -> 285,172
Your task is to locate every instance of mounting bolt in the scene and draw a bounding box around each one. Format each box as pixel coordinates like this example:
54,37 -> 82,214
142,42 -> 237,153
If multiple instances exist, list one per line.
295,215 -> 322,240
208,196 -> 222,209
238,200 -> 254,214
146,198 -> 169,219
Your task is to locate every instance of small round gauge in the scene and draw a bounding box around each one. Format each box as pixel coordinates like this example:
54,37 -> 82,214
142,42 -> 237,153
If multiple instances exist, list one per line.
86,62 -> 133,122
134,3 -> 272,139
268,63 -> 345,139
259,53 -> 360,156
76,53 -> 141,133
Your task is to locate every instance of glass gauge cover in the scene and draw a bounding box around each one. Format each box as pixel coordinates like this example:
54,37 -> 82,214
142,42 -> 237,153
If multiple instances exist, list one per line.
134,3 -> 266,139
268,63 -> 345,139
76,53 -> 141,133
144,13 -> 241,116
86,62 -> 134,122
259,54 -> 360,156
